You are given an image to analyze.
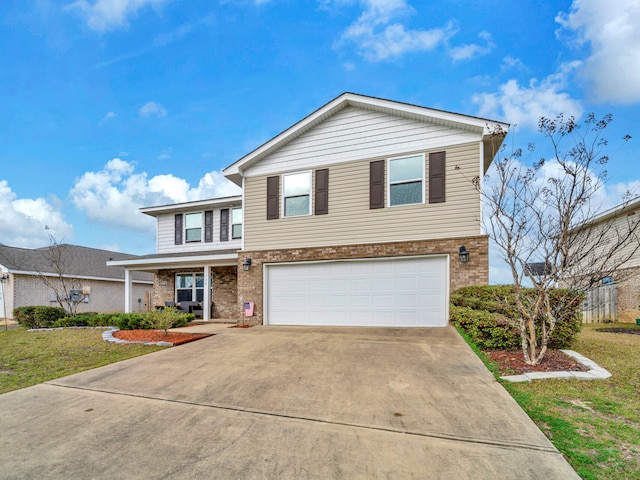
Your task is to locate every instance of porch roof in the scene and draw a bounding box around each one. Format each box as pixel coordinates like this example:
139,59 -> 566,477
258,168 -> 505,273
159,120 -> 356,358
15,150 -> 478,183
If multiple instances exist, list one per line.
106,249 -> 239,273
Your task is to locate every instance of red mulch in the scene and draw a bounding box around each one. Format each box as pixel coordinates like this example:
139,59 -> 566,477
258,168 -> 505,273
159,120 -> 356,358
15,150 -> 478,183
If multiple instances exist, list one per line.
113,330 -> 212,345
485,349 -> 590,375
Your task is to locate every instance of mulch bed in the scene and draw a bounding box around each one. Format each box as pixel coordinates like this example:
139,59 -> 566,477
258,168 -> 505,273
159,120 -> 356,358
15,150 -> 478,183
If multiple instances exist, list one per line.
113,330 -> 212,346
484,349 -> 590,376
596,328 -> 640,335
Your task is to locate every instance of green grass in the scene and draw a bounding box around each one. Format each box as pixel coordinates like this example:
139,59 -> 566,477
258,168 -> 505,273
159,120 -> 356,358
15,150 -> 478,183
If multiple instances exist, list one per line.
0,327 -> 165,394
464,322 -> 640,480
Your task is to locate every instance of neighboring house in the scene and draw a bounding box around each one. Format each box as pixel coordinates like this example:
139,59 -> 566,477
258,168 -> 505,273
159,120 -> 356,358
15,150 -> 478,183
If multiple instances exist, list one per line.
569,197 -> 640,322
0,244 -> 154,319
110,93 -> 509,327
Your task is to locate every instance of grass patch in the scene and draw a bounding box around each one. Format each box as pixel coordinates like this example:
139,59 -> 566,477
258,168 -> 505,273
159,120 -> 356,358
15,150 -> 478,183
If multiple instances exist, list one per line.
462,322 -> 640,480
0,328 -> 165,394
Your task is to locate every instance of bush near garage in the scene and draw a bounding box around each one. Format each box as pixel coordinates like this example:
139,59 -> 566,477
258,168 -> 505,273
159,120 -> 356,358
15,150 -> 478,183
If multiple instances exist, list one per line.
450,285 -> 583,350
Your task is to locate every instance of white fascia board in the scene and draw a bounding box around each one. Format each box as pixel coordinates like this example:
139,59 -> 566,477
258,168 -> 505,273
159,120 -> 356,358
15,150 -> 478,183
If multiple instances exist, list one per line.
106,252 -> 239,270
140,195 -> 243,216
223,92 -> 509,184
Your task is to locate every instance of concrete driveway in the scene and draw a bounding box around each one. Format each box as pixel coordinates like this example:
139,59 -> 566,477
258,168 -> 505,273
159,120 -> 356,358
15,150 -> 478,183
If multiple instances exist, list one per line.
0,325 -> 578,479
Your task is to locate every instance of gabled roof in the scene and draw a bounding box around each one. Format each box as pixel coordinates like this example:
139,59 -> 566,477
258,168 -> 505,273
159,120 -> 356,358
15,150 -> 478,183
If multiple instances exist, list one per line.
0,244 -> 153,282
223,92 -> 509,186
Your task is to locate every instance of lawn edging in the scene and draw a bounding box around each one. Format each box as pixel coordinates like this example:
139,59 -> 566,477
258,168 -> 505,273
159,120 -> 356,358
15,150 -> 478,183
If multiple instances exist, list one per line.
500,349 -> 612,382
101,327 -> 173,347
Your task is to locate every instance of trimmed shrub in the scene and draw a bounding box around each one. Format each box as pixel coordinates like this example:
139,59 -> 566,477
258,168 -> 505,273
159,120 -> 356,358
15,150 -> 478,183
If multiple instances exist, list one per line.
451,285 -> 584,350
53,313 -> 114,328
13,306 -> 67,328
450,305 -> 520,350
13,306 -> 37,328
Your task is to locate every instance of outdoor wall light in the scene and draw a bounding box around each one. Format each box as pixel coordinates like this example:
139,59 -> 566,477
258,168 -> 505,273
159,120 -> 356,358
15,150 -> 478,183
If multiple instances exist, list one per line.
242,258 -> 252,271
458,246 -> 470,263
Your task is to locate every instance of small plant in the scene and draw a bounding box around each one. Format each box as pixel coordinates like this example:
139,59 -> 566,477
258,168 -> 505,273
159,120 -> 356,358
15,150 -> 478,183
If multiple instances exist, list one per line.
147,307 -> 185,335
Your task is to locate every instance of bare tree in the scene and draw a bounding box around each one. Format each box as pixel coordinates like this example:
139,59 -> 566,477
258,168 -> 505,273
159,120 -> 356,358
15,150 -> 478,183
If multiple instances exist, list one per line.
36,237 -> 88,316
481,113 -> 639,364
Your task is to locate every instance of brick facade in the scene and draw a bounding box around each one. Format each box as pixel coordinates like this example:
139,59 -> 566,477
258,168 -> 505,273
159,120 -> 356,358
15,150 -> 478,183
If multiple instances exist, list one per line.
237,235 -> 489,326
614,266 -> 640,321
153,266 -> 239,320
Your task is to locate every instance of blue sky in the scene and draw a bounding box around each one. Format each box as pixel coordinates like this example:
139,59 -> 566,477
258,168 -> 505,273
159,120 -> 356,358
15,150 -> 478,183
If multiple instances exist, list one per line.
1,0 -> 639,283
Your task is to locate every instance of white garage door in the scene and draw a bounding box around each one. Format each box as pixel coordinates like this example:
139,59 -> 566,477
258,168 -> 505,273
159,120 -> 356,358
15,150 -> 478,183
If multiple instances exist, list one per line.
265,255 -> 449,327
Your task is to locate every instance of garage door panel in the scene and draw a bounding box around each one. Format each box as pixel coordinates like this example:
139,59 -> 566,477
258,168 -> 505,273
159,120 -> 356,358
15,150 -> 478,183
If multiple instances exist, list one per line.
266,256 -> 448,327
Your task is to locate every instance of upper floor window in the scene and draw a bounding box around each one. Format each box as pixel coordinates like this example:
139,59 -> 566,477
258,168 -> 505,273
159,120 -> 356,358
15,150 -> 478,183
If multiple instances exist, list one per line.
185,212 -> 202,242
388,155 -> 424,206
283,171 -> 311,217
231,207 -> 243,239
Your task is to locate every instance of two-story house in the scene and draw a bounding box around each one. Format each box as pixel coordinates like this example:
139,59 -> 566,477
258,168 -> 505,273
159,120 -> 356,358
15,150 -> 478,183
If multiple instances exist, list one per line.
110,93 -> 508,327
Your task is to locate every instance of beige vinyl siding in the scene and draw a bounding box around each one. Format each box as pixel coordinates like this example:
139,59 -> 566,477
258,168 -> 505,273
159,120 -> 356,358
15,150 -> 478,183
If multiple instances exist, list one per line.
244,142 -> 483,250
157,209 -> 242,254
244,106 -> 481,178
574,209 -> 640,272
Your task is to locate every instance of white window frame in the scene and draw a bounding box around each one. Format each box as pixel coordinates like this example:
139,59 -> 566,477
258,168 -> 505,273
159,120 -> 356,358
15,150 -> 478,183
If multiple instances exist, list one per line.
175,272 -> 212,303
231,207 -> 243,239
282,170 -> 312,218
387,154 -> 425,207
184,212 -> 203,243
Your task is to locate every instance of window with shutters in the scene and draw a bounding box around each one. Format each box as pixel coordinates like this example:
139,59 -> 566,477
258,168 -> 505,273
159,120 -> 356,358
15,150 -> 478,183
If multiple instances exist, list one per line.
185,212 -> 203,242
231,207 -> 243,239
387,154 -> 424,206
283,171 -> 312,217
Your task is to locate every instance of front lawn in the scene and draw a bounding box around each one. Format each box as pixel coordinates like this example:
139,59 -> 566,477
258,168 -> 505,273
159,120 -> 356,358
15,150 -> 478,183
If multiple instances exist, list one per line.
0,327 -> 165,394
485,323 -> 640,480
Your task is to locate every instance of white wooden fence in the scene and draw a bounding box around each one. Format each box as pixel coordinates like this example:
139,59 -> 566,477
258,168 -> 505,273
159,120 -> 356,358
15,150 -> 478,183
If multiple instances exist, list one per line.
582,285 -> 617,323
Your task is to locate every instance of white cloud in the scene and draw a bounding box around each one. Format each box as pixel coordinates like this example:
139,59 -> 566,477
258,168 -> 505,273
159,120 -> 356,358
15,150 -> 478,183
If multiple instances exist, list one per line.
99,111 -> 117,124
556,0 -> 640,104
337,0 -> 456,61
70,159 -> 242,232
0,180 -> 73,248
449,31 -> 494,62
67,0 -> 170,33
139,101 -> 167,118
472,62 -> 584,129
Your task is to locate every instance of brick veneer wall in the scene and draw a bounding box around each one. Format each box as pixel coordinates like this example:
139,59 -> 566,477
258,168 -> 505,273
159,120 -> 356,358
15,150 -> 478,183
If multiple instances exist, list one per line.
615,266 -> 640,321
237,235 -> 489,326
153,266 -> 239,320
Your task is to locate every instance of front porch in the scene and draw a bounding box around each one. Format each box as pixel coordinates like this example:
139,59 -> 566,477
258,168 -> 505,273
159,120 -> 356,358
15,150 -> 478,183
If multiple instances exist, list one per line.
108,250 -> 240,323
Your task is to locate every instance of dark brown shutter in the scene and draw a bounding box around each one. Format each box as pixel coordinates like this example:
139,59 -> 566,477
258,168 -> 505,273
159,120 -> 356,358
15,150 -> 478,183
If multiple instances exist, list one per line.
429,151 -> 446,204
314,169 -> 329,215
266,176 -> 279,220
174,214 -> 183,245
370,160 -> 385,209
204,210 -> 213,243
220,209 -> 229,242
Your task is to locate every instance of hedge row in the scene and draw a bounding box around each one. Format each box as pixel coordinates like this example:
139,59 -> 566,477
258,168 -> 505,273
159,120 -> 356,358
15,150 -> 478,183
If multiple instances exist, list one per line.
13,308 -> 193,331
450,285 -> 584,350
12,306 -> 68,329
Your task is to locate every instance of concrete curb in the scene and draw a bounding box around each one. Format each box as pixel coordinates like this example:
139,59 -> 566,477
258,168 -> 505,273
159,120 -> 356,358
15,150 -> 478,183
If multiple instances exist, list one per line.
501,349 -> 611,383
101,327 -> 174,347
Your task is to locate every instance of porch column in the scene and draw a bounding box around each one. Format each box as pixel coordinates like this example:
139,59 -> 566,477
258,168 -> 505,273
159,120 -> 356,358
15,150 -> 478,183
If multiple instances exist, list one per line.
124,269 -> 132,313
203,265 -> 211,321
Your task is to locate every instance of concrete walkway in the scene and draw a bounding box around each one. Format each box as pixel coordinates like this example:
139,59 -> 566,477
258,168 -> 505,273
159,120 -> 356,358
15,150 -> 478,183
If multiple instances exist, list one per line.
0,326 -> 579,479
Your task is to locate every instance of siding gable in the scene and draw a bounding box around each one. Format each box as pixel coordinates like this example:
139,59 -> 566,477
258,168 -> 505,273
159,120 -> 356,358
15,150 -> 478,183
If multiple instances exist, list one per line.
243,106 -> 481,178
